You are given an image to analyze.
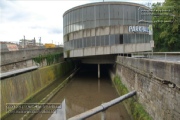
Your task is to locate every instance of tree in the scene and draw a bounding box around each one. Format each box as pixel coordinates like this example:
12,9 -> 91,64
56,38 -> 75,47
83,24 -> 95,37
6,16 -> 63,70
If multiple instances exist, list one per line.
152,0 -> 180,51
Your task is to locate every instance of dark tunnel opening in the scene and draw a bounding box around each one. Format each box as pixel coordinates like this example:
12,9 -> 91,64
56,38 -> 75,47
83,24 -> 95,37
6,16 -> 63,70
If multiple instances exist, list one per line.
77,63 -> 113,79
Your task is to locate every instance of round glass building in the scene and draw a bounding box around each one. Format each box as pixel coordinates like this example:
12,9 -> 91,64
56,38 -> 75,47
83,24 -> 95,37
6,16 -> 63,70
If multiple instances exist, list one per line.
63,2 -> 152,58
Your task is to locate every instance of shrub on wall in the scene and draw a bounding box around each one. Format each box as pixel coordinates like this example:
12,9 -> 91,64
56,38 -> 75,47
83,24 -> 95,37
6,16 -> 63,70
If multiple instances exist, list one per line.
32,53 -> 63,66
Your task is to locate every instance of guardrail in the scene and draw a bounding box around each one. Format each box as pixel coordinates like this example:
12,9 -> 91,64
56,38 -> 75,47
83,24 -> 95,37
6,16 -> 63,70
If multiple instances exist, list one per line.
68,91 -> 136,120
131,52 -> 180,62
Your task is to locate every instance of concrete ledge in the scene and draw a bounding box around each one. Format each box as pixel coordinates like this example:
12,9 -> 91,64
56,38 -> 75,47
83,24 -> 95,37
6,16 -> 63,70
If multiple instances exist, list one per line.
0,66 -> 39,79
1,47 -> 63,66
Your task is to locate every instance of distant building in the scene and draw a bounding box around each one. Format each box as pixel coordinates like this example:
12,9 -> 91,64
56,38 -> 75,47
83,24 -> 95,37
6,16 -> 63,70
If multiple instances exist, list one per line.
19,38 -> 44,47
45,43 -> 56,48
19,39 -> 36,48
35,42 -> 44,46
0,42 -> 19,52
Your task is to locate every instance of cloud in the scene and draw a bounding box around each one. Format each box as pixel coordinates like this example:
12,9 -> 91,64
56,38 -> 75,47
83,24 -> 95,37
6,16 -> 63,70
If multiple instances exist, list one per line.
0,0 -> 93,44
0,0 -> 32,22
48,28 -> 62,34
0,0 -> 164,45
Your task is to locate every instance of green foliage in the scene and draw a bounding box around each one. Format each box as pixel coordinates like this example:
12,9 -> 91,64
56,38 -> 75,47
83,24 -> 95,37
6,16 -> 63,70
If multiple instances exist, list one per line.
66,50 -> 70,58
152,0 -> 180,51
33,53 -> 63,66
114,76 -> 128,95
113,75 -> 152,120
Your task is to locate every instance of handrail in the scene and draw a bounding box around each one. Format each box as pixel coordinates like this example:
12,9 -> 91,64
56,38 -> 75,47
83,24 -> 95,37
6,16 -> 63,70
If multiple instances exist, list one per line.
68,91 -> 136,120
132,52 -> 180,55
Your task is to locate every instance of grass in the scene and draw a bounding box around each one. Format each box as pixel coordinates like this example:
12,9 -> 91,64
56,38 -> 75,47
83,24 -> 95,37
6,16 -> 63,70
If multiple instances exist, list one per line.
113,75 -> 152,120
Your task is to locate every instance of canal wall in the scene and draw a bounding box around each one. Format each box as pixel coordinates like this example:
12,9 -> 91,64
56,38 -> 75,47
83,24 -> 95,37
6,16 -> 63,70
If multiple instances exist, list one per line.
110,56 -> 180,120
0,47 -> 63,73
1,61 -> 75,118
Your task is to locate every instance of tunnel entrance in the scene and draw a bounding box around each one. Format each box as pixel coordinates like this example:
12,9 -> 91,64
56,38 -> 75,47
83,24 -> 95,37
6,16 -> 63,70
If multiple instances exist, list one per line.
79,63 -> 112,79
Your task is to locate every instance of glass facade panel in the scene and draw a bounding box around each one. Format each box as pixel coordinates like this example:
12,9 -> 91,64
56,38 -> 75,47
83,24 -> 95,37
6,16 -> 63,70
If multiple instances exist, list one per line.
139,34 -> 144,43
71,40 -> 74,50
79,39 -> 82,48
119,5 -> 123,19
92,37 -> 95,47
125,34 -> 129,43
111,20 -> 117,25
99,5 -> 104,19
74,39 -> 76,49
84,38 -> 87,47
115,34 -> 119,44
110,35 -> 115,45
130,34 -> 135,43
110,5 -> 115,19
86,37 -> 91,47
96,36 -> 101,46
101,36 -> 104,46
120,34 -> 123,44
63,3 -> 151,52
104,35 -> 109,46
114,5 -> 119,19
123,34 -> 127,43
96,5 -> 100,20
104,5 -> 109,19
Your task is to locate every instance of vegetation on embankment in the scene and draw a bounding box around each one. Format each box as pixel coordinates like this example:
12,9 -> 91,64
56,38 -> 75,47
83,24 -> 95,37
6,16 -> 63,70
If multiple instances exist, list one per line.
113,75 -> 152,120
32,52 -> 63,66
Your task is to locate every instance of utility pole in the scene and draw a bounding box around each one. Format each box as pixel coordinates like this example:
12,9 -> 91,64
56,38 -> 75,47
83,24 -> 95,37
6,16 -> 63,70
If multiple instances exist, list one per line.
39,37 -> 41,46
34,37 -> 36,46
23,35 -> 25,48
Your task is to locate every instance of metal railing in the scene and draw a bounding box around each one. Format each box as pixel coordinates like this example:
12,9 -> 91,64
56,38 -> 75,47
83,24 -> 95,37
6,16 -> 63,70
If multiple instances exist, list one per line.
68,91 -> 136,120
131,52 -> 180,62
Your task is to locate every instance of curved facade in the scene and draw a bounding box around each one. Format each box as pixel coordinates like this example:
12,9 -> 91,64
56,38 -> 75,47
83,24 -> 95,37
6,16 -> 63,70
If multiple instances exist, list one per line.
63,2 -> 152,58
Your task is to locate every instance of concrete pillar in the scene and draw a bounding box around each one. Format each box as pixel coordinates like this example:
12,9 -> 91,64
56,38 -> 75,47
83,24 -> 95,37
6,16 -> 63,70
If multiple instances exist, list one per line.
98,64 -> 100,78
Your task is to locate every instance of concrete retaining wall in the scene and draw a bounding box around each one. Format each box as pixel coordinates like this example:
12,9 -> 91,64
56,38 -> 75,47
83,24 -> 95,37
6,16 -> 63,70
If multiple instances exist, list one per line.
0,47 -> 63,73
1,47 -> 63,66
0,61 -> 74,117
114,56 -> 180,120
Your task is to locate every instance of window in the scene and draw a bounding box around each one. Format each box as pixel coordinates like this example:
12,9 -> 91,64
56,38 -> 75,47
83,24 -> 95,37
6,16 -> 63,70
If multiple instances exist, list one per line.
87,37 -> 92,47
104,35 -> 109,46
110,35 -> 115,45
92,37 -> 95,47
120,34 -> 123,44
83,38 -> 87,47
101,36 -> 104,46
130,34 -> 135,43
96,36 -> 101,46
79,39 -> 82,48
115,34 -> 119,44
123,34 -> 127,43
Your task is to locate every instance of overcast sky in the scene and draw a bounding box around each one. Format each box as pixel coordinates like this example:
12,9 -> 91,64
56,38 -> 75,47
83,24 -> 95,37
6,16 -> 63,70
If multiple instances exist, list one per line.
0,0 -> 164,45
